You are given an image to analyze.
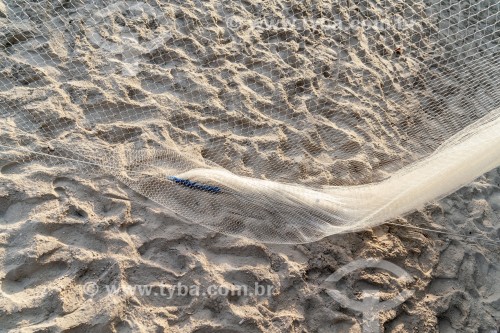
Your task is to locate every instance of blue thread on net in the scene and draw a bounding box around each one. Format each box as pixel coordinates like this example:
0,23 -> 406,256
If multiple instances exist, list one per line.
167,176 -> 221,193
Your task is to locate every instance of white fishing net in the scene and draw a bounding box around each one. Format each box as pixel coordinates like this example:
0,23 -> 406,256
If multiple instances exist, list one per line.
0,0 -> 499,243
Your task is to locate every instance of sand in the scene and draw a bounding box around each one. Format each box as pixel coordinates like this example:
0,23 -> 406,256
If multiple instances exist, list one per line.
0,0 -> 499,331
0,166 -> 498,332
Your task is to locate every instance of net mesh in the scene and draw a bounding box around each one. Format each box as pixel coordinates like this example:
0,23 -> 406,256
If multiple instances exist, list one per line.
0,0 -> 499,243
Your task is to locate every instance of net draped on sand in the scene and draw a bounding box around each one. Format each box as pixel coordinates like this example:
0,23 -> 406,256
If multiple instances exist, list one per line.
0,0 -> 499,243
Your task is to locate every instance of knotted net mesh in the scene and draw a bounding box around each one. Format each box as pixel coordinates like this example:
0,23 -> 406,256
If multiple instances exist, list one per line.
0,0 -> 499,243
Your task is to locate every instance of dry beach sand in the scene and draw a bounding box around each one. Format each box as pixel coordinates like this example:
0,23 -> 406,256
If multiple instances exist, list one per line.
2,169 -> 499,332
0,0 -> 499,331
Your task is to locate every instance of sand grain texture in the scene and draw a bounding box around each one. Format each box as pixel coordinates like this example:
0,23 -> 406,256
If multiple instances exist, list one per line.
0,0 -> 499,331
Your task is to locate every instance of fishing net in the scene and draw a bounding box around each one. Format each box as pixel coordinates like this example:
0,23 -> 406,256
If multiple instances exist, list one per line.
0,0 -> 499,243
